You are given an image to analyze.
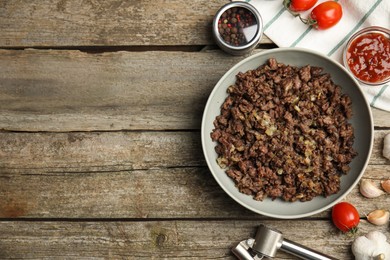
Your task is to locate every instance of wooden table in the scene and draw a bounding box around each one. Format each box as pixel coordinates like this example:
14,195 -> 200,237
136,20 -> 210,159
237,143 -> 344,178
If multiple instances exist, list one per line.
0,1 -> 389,259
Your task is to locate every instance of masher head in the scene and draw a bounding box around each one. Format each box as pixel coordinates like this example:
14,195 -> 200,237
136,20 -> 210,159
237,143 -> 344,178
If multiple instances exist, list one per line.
252,224 -> 283,258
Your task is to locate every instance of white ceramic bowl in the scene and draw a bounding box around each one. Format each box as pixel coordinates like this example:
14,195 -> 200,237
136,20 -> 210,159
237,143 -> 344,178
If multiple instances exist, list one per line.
201,48 -> 374,219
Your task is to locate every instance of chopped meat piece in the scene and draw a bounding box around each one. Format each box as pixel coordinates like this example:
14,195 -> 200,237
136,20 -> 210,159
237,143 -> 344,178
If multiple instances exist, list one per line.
299,65 -> 311,82
268,58 -> 278,70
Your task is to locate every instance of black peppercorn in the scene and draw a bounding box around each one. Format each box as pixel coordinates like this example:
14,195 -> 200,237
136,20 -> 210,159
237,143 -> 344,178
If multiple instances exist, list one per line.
217,7 -> 257,46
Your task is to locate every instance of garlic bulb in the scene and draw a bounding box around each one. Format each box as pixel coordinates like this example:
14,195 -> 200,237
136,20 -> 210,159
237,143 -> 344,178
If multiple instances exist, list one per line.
381,179 -> 390,193
367,210 -> 390,226
352,231 -> 390,260
360,179 -> 385,198
384,133 -> 390,160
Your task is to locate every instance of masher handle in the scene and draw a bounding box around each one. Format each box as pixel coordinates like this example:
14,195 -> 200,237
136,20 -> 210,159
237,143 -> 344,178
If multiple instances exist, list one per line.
280,239 -> 338,260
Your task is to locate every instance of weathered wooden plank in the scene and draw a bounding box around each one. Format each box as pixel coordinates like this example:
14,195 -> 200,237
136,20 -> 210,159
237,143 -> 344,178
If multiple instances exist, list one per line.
1,129 -> 388,219
0,132 -> 203,171
0,0 -> 272,47
0,220 -> 388,259
0,49 -> 389,131
0,130 -> 388,172
0,49 -> 239,131
1,165 -> 388,219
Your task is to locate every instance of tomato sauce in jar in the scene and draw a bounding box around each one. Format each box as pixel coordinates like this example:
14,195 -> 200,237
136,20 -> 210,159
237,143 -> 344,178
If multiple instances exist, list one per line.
346,32 -> 390,84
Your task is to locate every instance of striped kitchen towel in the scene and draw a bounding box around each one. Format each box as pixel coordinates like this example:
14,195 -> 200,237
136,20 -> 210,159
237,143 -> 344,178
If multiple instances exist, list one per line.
242,0 -> 390,111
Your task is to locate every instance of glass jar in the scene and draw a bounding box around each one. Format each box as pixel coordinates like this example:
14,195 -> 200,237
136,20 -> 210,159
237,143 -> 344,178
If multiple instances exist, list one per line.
213,2 -> 264,56
343,26 -> 390,86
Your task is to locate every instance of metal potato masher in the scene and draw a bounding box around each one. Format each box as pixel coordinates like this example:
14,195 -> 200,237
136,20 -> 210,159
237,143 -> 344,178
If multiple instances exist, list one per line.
232,224 -> 338,260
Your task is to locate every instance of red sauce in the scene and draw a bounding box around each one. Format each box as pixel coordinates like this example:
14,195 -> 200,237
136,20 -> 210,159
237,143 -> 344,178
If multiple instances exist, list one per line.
346,32 -> 390,84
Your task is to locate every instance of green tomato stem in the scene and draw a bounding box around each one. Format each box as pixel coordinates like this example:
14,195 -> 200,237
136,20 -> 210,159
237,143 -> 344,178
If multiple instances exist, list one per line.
282,0 -> 318,28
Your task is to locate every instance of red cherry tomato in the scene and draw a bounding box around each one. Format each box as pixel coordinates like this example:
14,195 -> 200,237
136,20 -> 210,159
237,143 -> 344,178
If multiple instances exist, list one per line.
284,0 -> 318,12
332,202 -> 360,233
310,1 -> 343,30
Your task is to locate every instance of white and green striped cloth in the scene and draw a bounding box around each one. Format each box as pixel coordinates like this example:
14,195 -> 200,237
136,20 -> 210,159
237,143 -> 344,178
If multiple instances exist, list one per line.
243,0 -> 390,111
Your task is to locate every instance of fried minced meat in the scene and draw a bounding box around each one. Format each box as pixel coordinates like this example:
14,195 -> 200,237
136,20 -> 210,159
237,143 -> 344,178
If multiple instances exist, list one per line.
210,58 -> 357,202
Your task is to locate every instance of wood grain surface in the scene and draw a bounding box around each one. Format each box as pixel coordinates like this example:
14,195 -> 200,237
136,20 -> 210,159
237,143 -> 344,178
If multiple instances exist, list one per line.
0,130 -> 389,219
1,1 -> 389,259
0,220 -> 388,259
1,166 -> 389,219
1,48 -> 389,259
0,47 -> 389,258
0,0 -> 272,47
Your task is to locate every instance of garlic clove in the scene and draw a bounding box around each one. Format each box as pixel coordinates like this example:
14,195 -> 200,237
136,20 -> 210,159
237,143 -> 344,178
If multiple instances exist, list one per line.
373,254 -> 385,260
359,179 -> 385,198
367,209 -> 390,226
381,179 -> 390,193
